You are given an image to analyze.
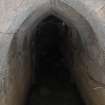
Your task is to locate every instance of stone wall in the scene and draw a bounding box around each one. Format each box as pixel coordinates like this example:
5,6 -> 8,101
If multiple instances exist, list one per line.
1,0 -> 105,105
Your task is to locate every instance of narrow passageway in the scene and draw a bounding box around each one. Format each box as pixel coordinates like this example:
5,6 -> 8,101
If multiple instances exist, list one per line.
27,15 -> 85,105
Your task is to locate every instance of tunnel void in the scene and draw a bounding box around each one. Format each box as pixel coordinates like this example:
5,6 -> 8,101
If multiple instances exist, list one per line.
31,15 -> 71,83
25,15 -> 86,105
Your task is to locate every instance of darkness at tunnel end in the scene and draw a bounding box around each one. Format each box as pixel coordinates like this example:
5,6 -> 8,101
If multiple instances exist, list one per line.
26,15 -> 86,105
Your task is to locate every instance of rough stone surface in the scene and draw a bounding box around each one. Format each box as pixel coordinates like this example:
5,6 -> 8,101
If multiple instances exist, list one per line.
1,0 -> 105,105
0,0 -> 50,33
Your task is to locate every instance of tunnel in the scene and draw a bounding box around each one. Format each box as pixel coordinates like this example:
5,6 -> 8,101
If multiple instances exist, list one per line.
23,15 -> 85,105
6,2 -> 105,105
8,11 -> 98,105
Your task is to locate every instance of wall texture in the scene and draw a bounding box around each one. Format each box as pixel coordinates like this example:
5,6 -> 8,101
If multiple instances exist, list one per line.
1,0 -> 105,105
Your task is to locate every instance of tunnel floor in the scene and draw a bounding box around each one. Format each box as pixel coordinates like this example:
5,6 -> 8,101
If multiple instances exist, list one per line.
28,15 -> 86,105
28,81 -> 85,105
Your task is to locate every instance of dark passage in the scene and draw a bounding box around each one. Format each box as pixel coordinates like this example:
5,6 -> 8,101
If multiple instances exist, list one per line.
28,15 -> 85,105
